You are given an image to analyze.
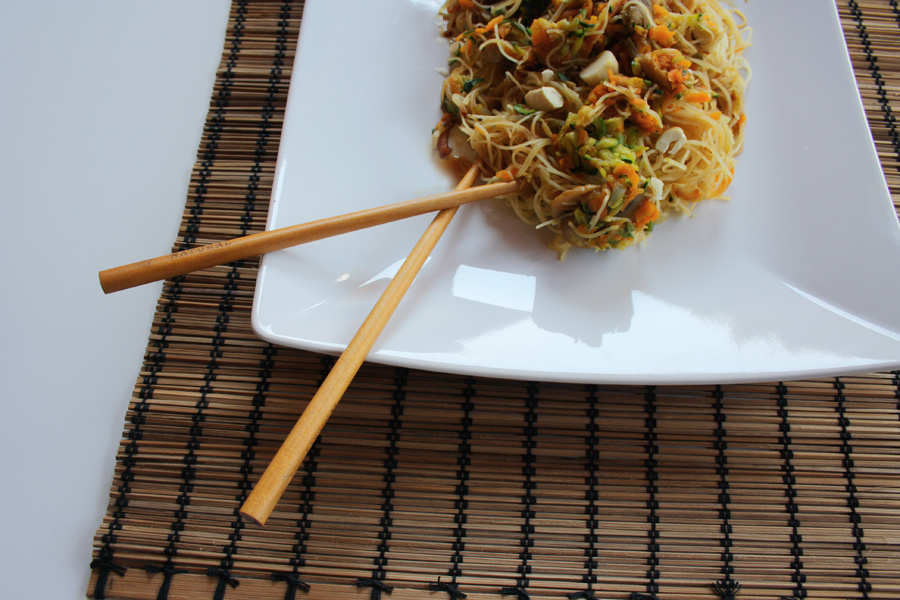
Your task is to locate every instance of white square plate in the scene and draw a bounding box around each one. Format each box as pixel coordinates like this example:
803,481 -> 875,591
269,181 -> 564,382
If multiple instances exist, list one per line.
252,0 -> 900,384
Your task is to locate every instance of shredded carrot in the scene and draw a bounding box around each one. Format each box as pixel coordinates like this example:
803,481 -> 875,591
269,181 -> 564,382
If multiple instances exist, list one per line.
634,199 -> 660,229
649,25 -> 675,45
587,83 -> 608,104
475,15 -> 504,35
711,110 -> 722,120
531,19 -> 552,49
458,0 -> 475,8
496,168 -> 518,182
588,193 -> 608,216
652,4 -> 669,19
578,34 -> 597,58
613,163 -> 640,191
677,188 -> 702,201
711,175 -> 732,197
685,90 -> 711,103
711,165 -> 735,196
577,127 -> 589,146
628,104 -> 662,133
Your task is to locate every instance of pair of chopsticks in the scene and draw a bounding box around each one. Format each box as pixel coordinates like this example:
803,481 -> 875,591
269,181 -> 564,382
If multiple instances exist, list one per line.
101,162 -> 515,525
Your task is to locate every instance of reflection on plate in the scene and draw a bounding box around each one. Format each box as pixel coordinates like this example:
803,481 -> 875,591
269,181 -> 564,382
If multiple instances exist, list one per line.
252,0 -> 900,384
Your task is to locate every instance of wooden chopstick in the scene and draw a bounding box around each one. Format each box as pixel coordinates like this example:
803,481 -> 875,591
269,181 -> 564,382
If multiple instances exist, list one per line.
239,162 -> 482,526
99,177 -> 518,294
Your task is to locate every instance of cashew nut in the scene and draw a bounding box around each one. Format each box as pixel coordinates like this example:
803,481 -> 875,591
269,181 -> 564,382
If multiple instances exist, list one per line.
580,51 -> 619,87
655,127 -> 687,154
525,86 -> 565,112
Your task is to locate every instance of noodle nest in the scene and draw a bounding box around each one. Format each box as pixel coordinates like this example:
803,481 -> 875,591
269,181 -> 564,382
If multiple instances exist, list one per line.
433,0 -> 750,258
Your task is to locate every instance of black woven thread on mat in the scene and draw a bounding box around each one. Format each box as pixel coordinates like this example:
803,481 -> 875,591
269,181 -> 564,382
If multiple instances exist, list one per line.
209,0 -> 293,594
500,382 -> 539,600
145,565 -> 187,600
146,5 -> 245,591
129,207 -> 184,600
638,386 -> 661,599
271,432 -> 319,600
429,376 -> 475,600
196,251 -> 239,600
711,386 -> 741,600
833,379 -> 872,598
90,355 -> 153,598
200,0 -> 251,588
271,355 -> 331,600
895,371 -> 900,421
181,1 -> 245,252
777,383 -> 807,600
357,368 -> 408,600
567,385 -> 601,600
208,344 -> 277,600
134,292 -> 180,600
240,0 -> 292,238
848,0 -> 900,176
892,0 -> 900,25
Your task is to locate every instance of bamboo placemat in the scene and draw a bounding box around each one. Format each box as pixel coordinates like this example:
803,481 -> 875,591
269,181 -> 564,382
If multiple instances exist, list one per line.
88,2 -> 900,599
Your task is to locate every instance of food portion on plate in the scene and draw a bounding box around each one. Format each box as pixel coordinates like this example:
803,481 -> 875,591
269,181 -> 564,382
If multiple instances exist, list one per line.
433,0 -> 750,258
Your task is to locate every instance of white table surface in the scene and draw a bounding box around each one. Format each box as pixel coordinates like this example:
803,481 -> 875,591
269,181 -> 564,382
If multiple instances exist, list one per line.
0,2 -> 232,598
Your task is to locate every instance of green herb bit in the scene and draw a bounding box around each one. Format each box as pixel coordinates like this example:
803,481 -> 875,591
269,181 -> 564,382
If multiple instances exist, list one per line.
443,96 -> 459,114
514,104 -> 536,115
463,78 -> 484,93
